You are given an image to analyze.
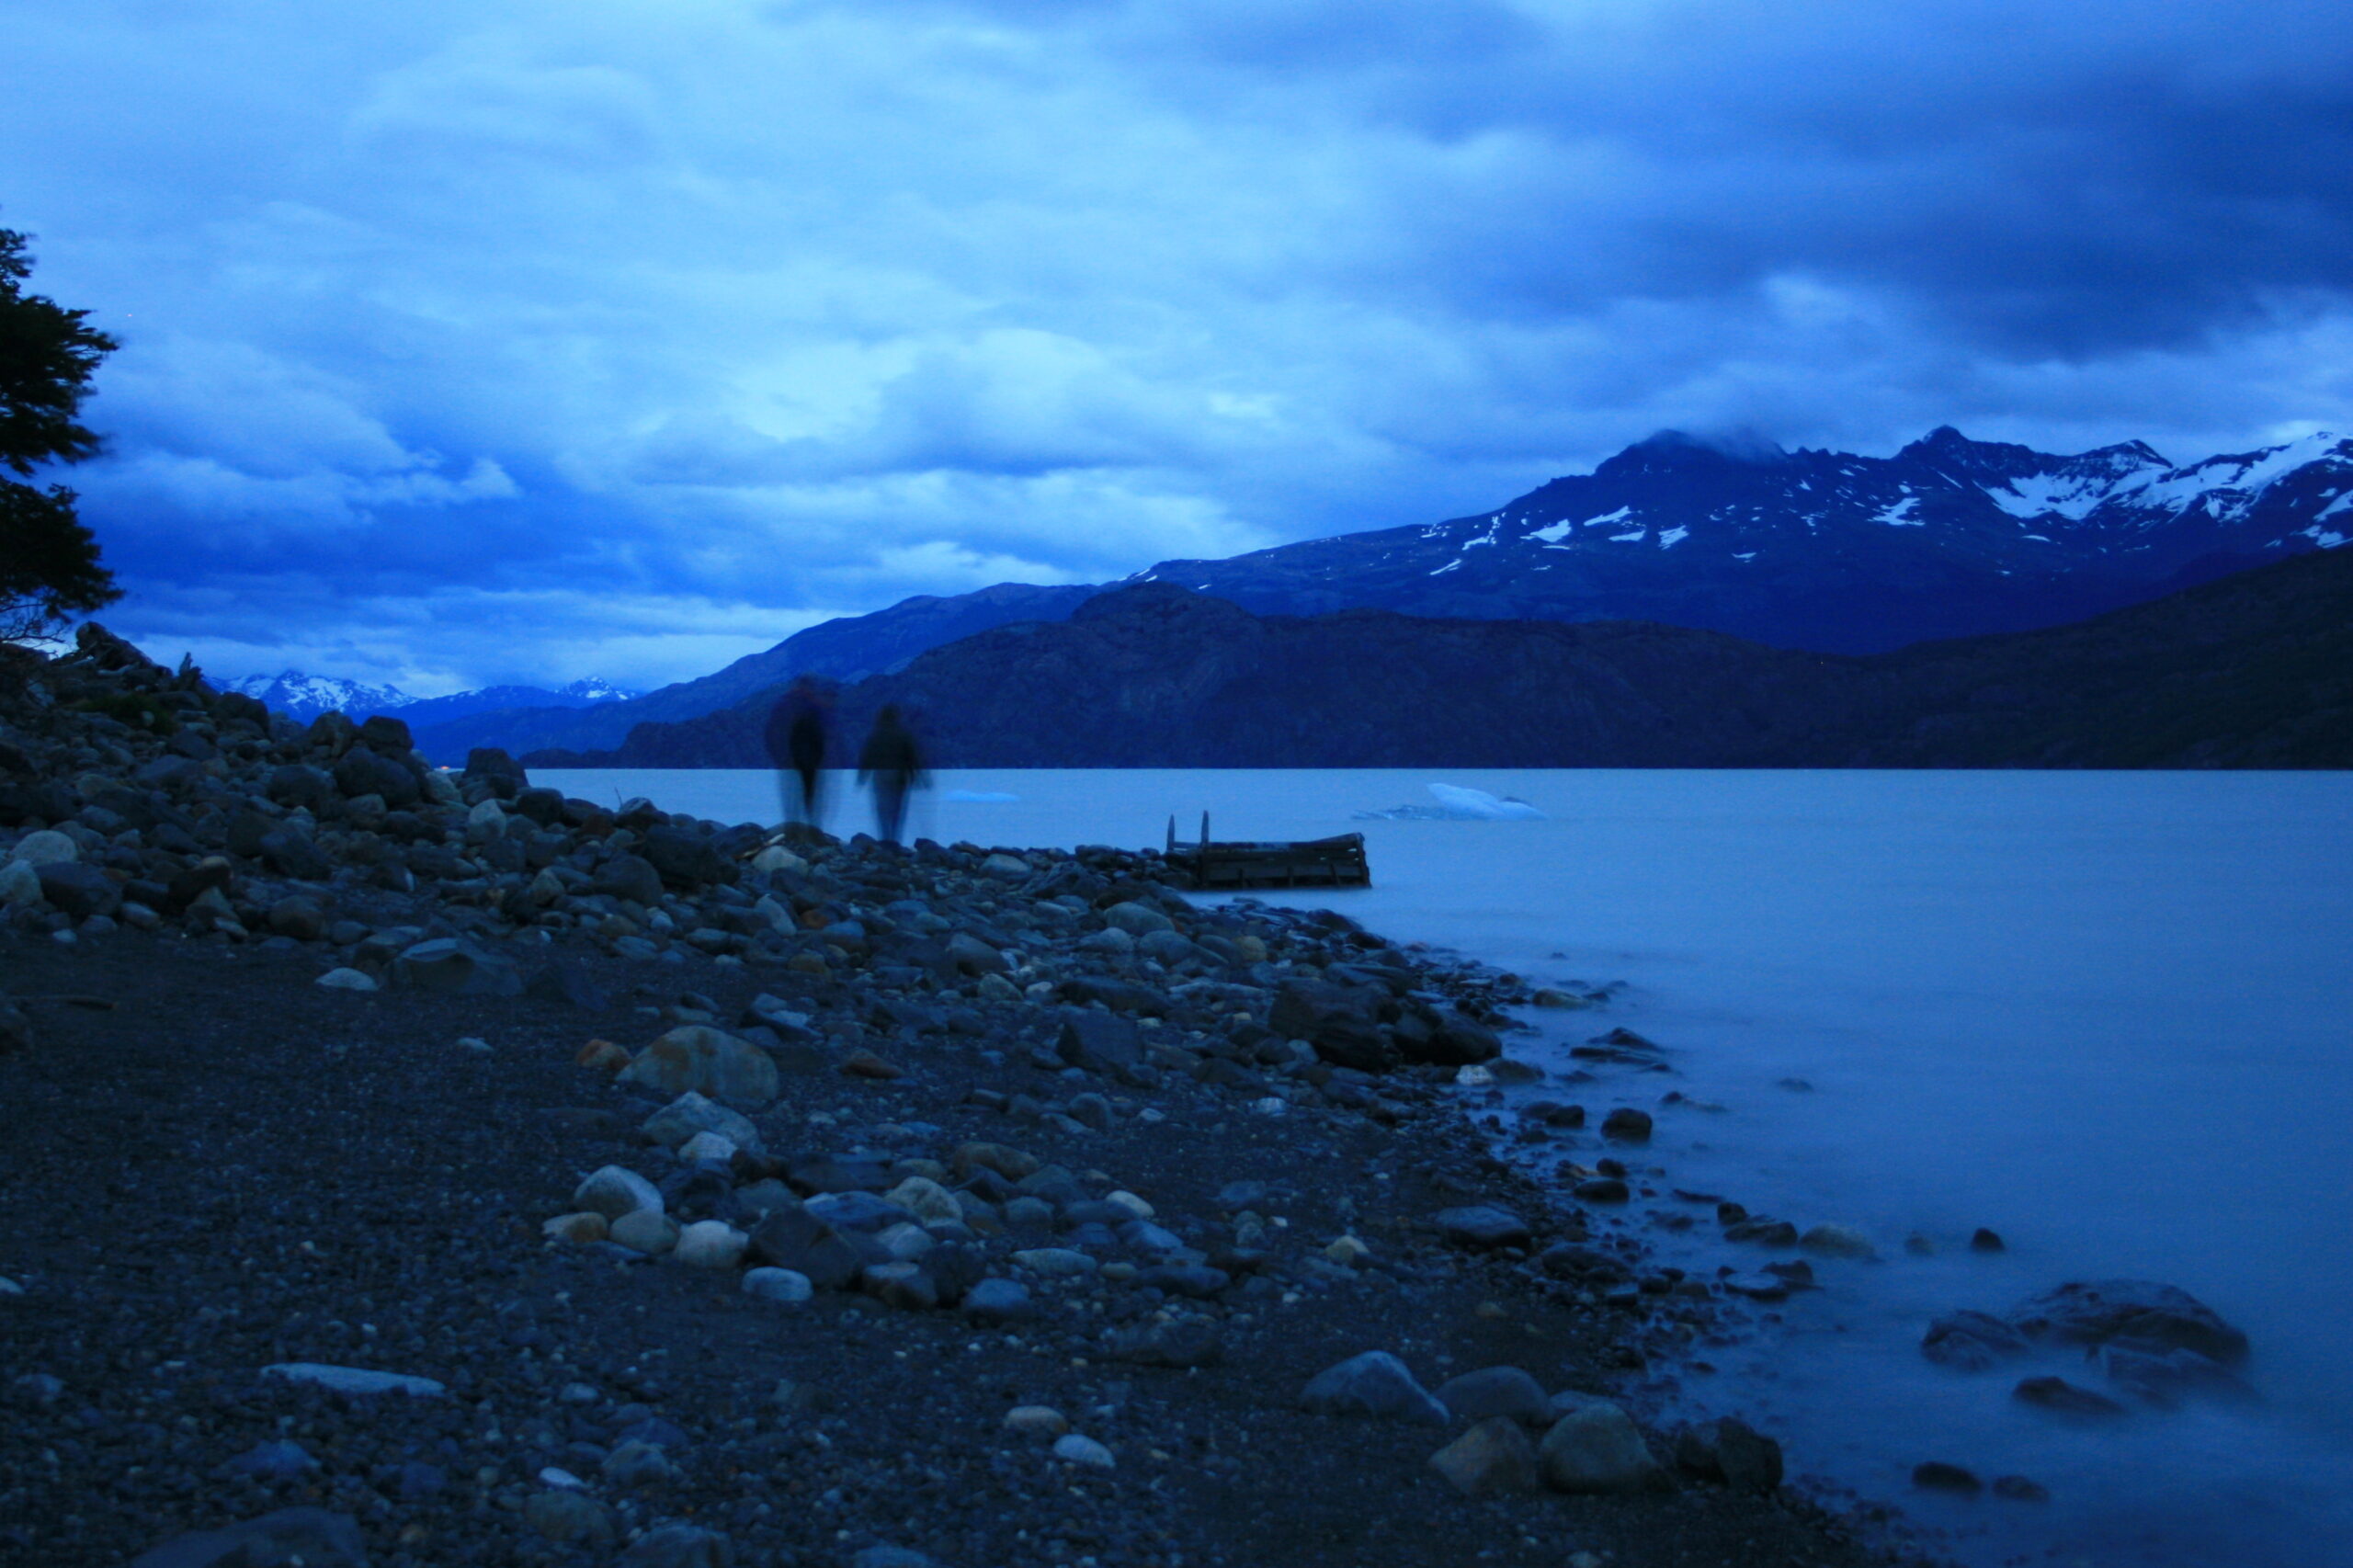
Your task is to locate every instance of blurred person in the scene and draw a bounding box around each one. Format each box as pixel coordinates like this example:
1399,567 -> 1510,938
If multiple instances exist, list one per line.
857,704 -> 928,846
764,676 -> 833,828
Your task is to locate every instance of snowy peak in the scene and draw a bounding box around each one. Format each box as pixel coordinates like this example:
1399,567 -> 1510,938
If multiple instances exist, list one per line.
219,670 -> 642,726
221,671 -> 413,724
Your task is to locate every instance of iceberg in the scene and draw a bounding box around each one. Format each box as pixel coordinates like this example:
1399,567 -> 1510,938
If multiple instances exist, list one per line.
1354,783 -> 1548,822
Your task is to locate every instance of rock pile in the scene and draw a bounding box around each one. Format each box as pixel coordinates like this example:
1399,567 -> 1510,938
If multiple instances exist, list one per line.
0,628 -> 1856,1568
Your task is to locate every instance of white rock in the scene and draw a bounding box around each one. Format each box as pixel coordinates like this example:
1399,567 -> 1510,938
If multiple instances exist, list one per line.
980,852 -> 1030,879
1012,1247 -> 1098,1277
1104,1189 -> 1155,1221
752,893 -> 795,931
313,967 -> 378,991
676,1131 -> 738,1165
573,1165 -> 664,1221
1455,1064 -> 1495,1086
751,846 -> 807,875
537,1466 -> 587,1490
0,1276 -> 24,1296
455,1036 -> 492,1054
0,860 -> 42,906
465,799 -> 507,840
1052,1433 -> 1116,1468
640,1090 -> 760,1153
743,1267 -> 813,1305
1004,1404 -> 1069,1437
883,1176 -> 963,1225
6,830 -> 78,867
1251,1096 -> 1290,1117
876,1222 -> 936,1261
672,1220 -> 748,1269
609,1210 -> 680,1255
263,1362 -> 446,1398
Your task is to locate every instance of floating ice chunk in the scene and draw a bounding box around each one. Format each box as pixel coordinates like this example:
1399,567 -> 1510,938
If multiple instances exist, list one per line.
1427,784 -> 1546,820
1354,784 -> 1548,822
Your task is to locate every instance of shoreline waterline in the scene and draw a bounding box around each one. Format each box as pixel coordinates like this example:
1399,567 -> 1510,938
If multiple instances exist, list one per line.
542,766 -> 2353,1567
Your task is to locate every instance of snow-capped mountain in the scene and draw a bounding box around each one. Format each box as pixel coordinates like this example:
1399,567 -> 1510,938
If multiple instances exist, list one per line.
220,672 -> 415,724
1138,426 -> 2353,652
219,672 -> 640,727
415,422 -> 2353,759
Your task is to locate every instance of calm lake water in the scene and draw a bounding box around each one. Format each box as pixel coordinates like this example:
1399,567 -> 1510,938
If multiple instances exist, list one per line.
543,767 -> 2353,1568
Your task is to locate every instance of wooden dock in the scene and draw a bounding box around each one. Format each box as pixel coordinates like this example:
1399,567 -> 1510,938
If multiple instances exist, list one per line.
1165,812 -> 1370,891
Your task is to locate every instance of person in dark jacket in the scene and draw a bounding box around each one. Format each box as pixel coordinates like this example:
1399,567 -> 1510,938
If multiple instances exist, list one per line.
856,704 -> 927,845
764,676 -> 833,827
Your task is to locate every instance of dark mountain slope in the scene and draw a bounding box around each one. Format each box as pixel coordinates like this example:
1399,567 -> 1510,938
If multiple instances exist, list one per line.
537,545 -> 2353,771
1824,539 -> 2353,767
410,582 -> 1091,763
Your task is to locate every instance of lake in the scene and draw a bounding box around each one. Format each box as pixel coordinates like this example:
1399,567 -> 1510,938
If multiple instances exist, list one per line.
540,766 -> 2353,1568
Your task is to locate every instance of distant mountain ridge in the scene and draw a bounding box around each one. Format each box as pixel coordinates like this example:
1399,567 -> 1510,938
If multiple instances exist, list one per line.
403,584 -> 1091,764
534,543 -> 2353,770
397,425 -> 2350,759
1133,426 -> 2353,653
221,671 -> 638,727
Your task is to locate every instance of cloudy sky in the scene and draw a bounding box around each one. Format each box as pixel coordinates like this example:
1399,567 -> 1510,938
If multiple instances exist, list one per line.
6,0 -> 2353,693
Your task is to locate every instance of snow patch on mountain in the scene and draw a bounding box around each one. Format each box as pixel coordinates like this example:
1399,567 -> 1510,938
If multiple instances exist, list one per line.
221,672 -> 413,723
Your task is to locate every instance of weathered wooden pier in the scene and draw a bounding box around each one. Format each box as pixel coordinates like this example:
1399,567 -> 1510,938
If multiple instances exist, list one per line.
1164,812 -> 1370,891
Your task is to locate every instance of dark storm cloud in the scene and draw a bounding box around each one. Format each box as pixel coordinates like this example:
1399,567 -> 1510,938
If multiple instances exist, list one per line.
3,0 -> 2350,689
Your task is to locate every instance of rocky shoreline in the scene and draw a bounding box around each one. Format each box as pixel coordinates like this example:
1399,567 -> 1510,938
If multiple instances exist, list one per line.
0,627 -> 1909,1568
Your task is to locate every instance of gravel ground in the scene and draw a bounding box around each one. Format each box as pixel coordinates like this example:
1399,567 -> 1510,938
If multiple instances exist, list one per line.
0,926 -> 1911,1568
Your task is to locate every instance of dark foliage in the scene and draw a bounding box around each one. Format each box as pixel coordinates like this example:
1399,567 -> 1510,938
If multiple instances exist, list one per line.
0,224 -> 119,642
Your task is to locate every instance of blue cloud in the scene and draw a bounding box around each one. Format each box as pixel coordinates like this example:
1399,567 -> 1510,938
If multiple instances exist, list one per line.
2,0 -> 2350,689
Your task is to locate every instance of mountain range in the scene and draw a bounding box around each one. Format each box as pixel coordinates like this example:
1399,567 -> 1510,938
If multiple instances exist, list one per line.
532,541 -> 2353,771
220,672 -> 638,728
350,424 -> 2350,764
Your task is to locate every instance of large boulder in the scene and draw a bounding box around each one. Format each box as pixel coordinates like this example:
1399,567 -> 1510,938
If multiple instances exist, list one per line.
1270,978 -> 1399,1073
1921,1310 -> 2031,1370
642,824 -> 727,888
1675,1416 -> 1783,1493
1428,1417 -> 1540,1496
1057,1010 -> 1142,1079
1538,1401 -> 1672,1494
1434,1365 -> 1551,1426
6,828 -> 78,866
392,937 -> 523,996
356,713 -> 414,754
618,1026 -> 779,1108
574,1165 -> 664,1220
1404,1011 -> 1502,1066
333,745 -> 421,808
641,1091 -> 761,1152
463,747 -> 528,801
745,1206 -> 890,1290
130,1506 -> 367,1568
2006,1279 -> 2249,1367
1100,900 -> 1174,937
34,862 -> 119,921
257,826 -> 332,882
594,853 -> 665,907
1300,1351 -> 1449,1426
265,765 -> 337,813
